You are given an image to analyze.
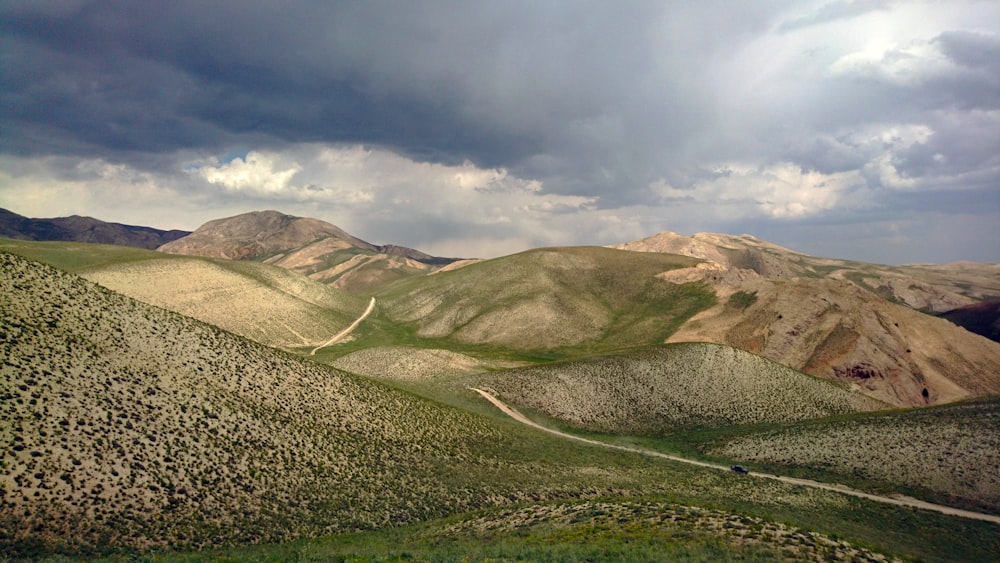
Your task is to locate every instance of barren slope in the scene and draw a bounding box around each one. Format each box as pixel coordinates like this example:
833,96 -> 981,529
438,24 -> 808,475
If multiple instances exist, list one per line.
614,231 -> 1000,312
668,274 -> 1000,407
471,344 -> 886,433
157,209 -> 374,259
84,258 -> 365,350
158,210 -> 457,293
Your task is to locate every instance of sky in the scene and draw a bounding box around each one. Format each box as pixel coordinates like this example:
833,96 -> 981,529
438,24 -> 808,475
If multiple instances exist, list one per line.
1,1 -> 998,263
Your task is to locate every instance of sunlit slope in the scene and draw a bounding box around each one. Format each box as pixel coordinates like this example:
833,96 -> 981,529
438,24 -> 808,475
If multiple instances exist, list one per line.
264,237 -> 439,293
707,397 -> 1000,514
84,258 -> 366,349
670,275 -> 1000,407
378,247 -> 713,355
0,238 -> 364,349
471,343 -> 886,433
158,210 -> 453,294
614,231 -> 1000,312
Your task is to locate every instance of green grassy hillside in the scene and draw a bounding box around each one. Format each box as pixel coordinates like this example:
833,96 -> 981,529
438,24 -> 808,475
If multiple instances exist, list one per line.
704,397 -> 1000,514
470,343 -> 887,433
378,246 -> 714,357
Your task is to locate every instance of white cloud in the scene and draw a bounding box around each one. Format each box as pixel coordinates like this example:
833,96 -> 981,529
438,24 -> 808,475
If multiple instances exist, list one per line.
651,162 -> 864,220
199,151 -> 302,195
829,37 -> 958,85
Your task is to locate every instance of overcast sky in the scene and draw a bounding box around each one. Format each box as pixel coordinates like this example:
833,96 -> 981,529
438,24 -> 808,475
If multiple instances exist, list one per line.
1,1 -> 998,263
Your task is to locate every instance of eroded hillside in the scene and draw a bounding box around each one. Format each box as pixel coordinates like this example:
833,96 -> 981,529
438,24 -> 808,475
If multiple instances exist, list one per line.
667,275 -> 1000,407
613,231 -> 1000,312
158,210 -> 456,293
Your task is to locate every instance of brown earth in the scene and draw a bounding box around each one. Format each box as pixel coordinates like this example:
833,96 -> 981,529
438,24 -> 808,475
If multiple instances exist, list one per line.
613,231 -> 1000,312
159,210 -> 458,292
157,210 -> 374,260
665,272 -> 1000,407
613,232 -> 1000,407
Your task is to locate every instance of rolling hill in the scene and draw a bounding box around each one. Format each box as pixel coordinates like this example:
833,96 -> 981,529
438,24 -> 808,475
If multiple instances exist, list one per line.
0,252 -> 677,555
158,210 -> 459,292
377,246 -> 713,356
0,207 -> 189,250
468,343 -> 887,433
611,232 -> 1000,407
0,239 -> 365,351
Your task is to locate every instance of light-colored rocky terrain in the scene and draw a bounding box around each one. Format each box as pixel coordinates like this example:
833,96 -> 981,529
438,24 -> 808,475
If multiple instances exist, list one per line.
473,344 -> 886,432
667,275 -> 1000,407
613,232 -> 1000,407
158,210 -> 455,292
158,209 -> 374,259
613,231 -> 1000,312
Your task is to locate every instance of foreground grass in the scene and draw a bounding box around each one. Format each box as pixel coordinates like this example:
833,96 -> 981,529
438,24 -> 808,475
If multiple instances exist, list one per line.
110,499 -> 900,562
87,492 -> 1000,563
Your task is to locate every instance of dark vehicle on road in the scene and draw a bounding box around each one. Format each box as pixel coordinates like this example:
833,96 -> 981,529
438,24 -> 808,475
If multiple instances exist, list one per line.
731,465 -> 750,474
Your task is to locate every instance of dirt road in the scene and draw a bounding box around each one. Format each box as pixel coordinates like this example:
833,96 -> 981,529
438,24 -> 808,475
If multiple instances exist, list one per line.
469,387 -> 1000,525
310,297 -> 376,355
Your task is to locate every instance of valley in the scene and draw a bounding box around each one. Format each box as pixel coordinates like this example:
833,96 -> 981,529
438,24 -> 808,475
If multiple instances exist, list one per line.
2,211 -> 999,561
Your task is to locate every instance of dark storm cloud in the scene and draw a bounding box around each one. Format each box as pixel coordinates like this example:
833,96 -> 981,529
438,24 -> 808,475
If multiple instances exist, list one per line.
0,1 -> 541,163
1,1 -> 998,262
0,1 -> 781,180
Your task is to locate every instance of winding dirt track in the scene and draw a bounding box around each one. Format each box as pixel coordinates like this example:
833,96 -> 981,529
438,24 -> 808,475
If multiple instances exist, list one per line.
310,297 -> 376,355
469,387 -> 1000,525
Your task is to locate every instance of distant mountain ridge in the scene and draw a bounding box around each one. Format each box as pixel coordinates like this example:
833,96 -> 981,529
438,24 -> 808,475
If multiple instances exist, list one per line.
0,207 -> 190,249
613,231 -> 1000,312
158,210 -> 460,291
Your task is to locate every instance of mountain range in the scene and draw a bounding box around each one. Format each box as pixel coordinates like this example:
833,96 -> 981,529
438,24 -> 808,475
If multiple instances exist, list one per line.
3,208 -> 1000,559
0,207 -> 190,250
